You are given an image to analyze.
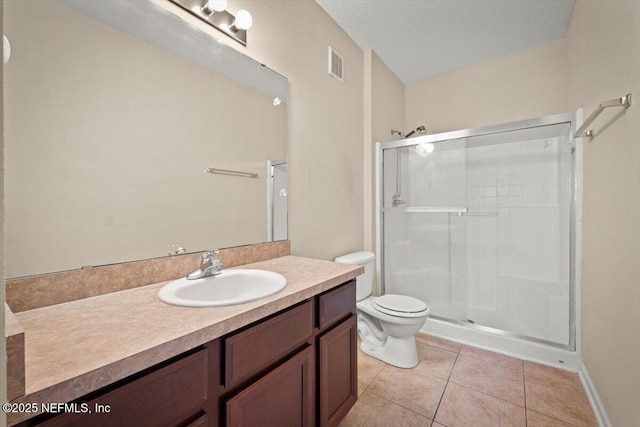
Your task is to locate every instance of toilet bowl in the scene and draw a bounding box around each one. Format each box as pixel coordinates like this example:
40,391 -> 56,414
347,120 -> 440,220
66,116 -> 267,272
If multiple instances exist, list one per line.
334,252 -> 429,368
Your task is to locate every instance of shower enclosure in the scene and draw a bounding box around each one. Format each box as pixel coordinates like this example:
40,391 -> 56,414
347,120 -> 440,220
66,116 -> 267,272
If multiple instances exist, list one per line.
376,113 -> 579,355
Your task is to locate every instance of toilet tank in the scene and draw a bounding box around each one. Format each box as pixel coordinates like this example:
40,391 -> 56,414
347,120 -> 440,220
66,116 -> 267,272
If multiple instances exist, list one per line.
334,251 -> 375,302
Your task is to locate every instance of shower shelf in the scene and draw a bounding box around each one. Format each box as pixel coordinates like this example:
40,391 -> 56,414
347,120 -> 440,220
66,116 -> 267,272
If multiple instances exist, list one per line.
463,211 -> 498,217
382,207 -> 467,213
383,208 -> 499,217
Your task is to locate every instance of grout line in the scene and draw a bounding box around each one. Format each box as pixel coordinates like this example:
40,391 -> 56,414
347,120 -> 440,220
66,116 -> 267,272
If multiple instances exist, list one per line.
447,348 -> 461,382
360,360 -> 387,396
450,354 -> 527,401
416,334 -> 462,355
431,381 -> 450,427
456,352 -> 524,373
418,341 -> 459,357
447,380 -> 526,409
365,389 -> 434,423
430,350 -> 461,426
526,409 -> 581,427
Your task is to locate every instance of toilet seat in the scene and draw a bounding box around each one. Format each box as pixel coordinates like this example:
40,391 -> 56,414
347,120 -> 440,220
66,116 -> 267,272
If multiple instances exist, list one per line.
373,294 -> 428,318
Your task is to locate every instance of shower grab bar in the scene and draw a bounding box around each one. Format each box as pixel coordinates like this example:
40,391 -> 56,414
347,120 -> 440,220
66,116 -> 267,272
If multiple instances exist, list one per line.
206,168 -> 258,179
383,207 -> 468,213
574,93 -> 632,138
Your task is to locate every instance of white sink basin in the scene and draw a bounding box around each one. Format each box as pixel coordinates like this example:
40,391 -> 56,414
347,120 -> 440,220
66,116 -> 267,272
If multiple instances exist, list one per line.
158,269 -> 287,308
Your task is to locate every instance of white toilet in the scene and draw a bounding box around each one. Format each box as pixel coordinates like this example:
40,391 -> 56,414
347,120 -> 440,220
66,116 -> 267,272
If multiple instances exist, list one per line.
334,251 -> 429,368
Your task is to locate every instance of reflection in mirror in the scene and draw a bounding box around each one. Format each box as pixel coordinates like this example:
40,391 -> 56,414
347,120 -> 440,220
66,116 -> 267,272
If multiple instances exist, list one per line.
267,160 -> 288,242
4,0 -> 288,278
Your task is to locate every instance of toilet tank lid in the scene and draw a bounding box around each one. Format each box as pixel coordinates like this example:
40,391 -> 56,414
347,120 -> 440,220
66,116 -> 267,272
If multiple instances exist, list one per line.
334,251 -> 375,265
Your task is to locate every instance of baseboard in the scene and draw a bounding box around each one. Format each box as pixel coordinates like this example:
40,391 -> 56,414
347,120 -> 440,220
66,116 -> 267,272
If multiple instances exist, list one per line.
579,362 -> 612,427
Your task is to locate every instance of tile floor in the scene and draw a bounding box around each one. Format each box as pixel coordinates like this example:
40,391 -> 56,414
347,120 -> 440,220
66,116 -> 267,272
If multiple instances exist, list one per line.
339,333 -> 598,427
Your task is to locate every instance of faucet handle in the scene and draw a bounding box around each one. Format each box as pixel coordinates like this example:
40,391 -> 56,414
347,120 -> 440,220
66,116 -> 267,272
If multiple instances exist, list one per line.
204,249 -> 223,266
212,249 -> 223,266
203,249 -> 219,258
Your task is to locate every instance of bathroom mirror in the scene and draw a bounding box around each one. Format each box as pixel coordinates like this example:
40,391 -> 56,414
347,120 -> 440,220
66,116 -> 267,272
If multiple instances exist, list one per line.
4,0 -> 288,278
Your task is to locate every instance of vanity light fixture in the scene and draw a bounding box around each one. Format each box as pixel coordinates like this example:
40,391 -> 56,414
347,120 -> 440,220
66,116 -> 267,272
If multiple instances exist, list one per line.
170,0 -> 252,46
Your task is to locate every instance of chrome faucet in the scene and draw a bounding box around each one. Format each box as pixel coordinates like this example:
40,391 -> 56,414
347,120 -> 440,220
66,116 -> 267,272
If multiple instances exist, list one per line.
187,250 -> 223,280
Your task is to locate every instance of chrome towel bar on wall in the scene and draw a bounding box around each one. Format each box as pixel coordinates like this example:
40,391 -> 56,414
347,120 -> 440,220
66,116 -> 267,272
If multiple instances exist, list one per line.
206,168 -> 258,179
574,93 -> 632,139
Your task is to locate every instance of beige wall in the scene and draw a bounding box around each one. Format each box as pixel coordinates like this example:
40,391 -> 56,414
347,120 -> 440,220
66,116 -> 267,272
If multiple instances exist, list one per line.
564,1 -> 640,425
221,0 -> 365,260
405,39 -> 566,133
364,51 -> 405,256
371,53 -> 405,148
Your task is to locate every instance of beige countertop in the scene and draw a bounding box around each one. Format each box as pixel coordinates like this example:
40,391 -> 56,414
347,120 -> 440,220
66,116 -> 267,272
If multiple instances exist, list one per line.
9,255 -> 362,424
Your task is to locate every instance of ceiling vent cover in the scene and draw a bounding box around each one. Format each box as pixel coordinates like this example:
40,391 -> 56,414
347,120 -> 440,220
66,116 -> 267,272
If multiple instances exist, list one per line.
328,46 -> 344,82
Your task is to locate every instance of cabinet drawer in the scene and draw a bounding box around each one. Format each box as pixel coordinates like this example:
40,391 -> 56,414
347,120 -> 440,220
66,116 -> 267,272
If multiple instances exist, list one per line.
225,300 -> 313,389
317,280 -> 356,330
39,349 -> 208,427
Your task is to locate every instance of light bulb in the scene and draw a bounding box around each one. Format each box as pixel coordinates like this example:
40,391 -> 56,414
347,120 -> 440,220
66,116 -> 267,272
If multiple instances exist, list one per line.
233,10 -> 253,30
273,97 -> 282,106
202,0 -> 227,14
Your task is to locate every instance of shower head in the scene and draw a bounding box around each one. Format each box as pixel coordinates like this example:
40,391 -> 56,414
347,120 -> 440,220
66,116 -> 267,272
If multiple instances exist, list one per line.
390,129 -> 406,138
390,126 -> 427,139
404,126 -> 427,138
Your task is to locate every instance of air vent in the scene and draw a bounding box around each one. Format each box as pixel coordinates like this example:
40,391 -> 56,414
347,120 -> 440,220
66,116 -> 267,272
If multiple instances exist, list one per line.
328,46 -> 344,83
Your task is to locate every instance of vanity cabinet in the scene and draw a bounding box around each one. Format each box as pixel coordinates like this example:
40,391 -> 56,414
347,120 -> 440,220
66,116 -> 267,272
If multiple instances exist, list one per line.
218,280 -> 357,427
17,280 -> 357,427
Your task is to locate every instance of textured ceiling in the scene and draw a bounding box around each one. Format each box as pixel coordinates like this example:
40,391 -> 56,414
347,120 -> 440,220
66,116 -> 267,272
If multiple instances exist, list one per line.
315,0 -> 575,84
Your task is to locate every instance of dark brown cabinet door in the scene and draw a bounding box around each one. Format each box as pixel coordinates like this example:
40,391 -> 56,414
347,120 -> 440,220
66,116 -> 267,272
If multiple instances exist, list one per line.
225,346 -> 315,427
318,315 -> 357,427
34,350 -> 208,427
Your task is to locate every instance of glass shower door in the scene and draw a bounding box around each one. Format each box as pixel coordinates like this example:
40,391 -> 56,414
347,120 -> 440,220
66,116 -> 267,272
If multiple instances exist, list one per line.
380,120 -> 574,348
462,123 -> 573,347
382,138 -> 469,323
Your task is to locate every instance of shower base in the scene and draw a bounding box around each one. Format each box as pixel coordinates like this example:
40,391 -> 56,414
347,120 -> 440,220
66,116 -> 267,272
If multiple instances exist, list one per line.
422,317 -> 581,370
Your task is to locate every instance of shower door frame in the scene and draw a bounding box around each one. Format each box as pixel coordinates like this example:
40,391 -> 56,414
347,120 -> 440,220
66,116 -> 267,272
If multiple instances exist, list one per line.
375,112 -> 580,352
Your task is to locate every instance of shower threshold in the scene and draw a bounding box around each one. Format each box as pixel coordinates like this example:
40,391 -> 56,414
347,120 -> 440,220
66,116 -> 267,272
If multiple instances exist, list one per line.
423,316 -> 581,370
